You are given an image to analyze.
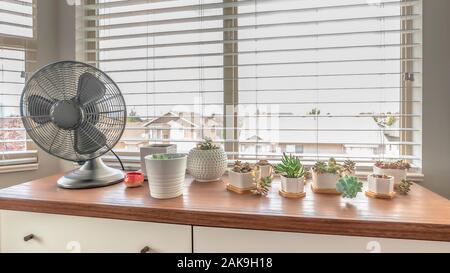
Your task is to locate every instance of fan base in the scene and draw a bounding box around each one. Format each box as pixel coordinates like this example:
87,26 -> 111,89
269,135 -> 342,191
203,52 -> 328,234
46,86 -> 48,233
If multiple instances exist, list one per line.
57,158 -> 124,189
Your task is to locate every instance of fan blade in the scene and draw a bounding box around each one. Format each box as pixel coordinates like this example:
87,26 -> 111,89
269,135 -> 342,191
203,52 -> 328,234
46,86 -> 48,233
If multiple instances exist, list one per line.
28,95 -> 53,124
74,122 -> 106,155
77,72 -> 106,105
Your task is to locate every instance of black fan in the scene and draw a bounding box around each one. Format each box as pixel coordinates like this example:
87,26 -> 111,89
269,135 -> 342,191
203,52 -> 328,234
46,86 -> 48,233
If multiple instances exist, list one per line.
20,61 -> 127,189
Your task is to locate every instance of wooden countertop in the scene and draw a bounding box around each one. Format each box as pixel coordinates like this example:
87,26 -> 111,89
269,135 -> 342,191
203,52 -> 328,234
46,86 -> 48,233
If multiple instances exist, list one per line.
0,174 -> 449,242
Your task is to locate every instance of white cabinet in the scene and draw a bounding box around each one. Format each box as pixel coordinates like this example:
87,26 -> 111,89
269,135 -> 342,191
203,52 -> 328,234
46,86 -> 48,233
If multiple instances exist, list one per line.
0,211 -> 192,253
193,226 -> 450,253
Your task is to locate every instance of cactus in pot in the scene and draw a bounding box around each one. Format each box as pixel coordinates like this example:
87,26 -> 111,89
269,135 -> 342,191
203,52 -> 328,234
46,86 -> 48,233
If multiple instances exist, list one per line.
275,153 -> 306,197
187,137 -> 227,182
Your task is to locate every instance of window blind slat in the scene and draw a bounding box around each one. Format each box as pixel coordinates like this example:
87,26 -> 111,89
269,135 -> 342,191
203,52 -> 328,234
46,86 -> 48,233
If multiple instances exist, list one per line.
79,0 -> 422,168
85,0 -> 420,20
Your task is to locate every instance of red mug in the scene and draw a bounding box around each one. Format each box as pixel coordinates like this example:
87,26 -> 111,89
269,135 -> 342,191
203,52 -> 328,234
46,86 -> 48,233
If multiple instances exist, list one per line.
124,172 -> 145,188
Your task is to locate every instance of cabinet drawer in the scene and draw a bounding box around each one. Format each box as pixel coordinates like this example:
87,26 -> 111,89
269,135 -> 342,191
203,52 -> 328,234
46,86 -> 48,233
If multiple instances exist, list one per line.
1,211 -> 191,253
194,226 -> 450,253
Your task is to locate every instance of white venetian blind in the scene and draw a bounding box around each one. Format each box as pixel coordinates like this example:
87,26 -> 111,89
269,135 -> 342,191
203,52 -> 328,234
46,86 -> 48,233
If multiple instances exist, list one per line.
79,0 -> 422,170
0,0 -> 37,171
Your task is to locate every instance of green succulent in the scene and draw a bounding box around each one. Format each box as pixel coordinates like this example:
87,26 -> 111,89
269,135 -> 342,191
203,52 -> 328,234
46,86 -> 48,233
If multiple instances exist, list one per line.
196,137 -> 219,150
336,176 -> 363,199
398,179 -> 413,195
275,153 -> 305,178
313,158 -> 343,174
151,154 -> 170,160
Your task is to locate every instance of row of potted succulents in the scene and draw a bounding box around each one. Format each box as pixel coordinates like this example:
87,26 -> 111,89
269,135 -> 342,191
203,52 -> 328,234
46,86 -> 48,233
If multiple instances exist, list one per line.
139,138 -> 412,200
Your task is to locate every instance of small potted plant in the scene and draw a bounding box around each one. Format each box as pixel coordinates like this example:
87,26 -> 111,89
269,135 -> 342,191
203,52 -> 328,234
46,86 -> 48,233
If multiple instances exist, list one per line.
373,160 -> 411,186
342,159 -> 356,176
145,154 -> 187,199
336,176 -> 363,199
227,161 -> 259,194
187,137 -> 227,182
256,159 -> 273,178
366,174 -> 395,199
275,153 -> 307,198
311,158 -> 342,194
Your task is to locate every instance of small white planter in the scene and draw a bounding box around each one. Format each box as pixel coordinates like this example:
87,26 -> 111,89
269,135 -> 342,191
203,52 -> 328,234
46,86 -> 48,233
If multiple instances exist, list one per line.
228,170 -> 256,189
312,171 -> 340,190
140,144 -> 177,175
280,176 -> 305,194
367,174 -> 394,195
257,164 -> 273,178
145,154 -> 186,199
187,148 -> 227,182
373,165 -> 407,186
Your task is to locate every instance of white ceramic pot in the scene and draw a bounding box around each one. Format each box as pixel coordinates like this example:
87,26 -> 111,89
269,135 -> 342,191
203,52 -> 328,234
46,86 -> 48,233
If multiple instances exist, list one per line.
280,176 -> 305,194
228,170 -> 257,189
312,171 -> 340,190
145,154 -> 186,199
373,165 -> 407,186
187,148 -> 227,182
257,164 -> 273,178
367,174 -> 394,195
140,144 -> 177,175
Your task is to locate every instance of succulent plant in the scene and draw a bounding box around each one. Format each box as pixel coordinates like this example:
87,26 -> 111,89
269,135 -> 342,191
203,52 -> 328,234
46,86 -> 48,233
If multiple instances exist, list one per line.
375,160 -> 411,170
313,158 -> 343,175
398,179 -> 413,195
343,160 -> 356,174
256,159 -> 271,166
252,176 -> 272,196
232,160 -> 254,173
336,176 -> 363,199
196,137 -> 219,150
151,154 -> 170,160
275,153 -> 305,178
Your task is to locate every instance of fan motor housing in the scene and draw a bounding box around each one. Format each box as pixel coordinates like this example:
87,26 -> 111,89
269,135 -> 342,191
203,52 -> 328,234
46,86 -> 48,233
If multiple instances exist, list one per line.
50,100 -> 83,130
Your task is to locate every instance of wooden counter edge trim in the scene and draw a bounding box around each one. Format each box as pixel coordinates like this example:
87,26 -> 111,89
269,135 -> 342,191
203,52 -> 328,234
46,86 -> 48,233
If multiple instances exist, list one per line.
0,198 -> 449,242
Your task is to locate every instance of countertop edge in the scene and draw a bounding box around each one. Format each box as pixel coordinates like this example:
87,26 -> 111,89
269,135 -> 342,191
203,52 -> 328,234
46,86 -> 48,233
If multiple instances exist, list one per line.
0,197 -> 449,242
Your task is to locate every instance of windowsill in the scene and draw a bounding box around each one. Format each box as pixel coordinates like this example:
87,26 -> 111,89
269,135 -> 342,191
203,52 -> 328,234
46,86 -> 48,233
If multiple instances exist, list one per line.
0,163 -> 39,174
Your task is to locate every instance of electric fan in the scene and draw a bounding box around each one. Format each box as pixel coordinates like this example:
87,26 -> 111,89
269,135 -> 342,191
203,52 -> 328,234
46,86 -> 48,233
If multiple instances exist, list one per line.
20,61 -> 127,189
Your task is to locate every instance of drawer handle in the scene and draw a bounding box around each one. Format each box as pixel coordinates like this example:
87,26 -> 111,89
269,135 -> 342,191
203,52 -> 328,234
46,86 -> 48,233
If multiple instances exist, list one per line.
140,246 -> 151,253
23,234 -> 34,242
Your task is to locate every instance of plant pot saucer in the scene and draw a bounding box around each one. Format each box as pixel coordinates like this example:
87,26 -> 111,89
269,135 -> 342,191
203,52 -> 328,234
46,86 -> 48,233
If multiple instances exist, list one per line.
194,178 -> 222,183
365,191 -> 396,200
226,183 -> 255,194
279,190 -> 306,199
311,184 -> 341,195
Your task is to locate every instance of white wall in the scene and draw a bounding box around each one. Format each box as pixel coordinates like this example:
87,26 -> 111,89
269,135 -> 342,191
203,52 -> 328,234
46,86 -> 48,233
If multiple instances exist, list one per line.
0,0 -> 75,188
422,0 -> 450,198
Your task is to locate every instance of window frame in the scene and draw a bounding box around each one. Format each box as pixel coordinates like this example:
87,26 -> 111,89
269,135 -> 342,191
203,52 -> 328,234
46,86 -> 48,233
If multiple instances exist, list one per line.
0,0 -> 38,174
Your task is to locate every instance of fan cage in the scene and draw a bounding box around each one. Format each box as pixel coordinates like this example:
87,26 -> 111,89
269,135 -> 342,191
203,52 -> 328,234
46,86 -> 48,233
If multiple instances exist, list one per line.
20,61 -> 127,162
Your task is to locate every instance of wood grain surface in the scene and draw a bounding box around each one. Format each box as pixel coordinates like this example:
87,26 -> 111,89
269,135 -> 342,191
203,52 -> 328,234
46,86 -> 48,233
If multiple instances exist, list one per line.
0,174 -> 449,242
